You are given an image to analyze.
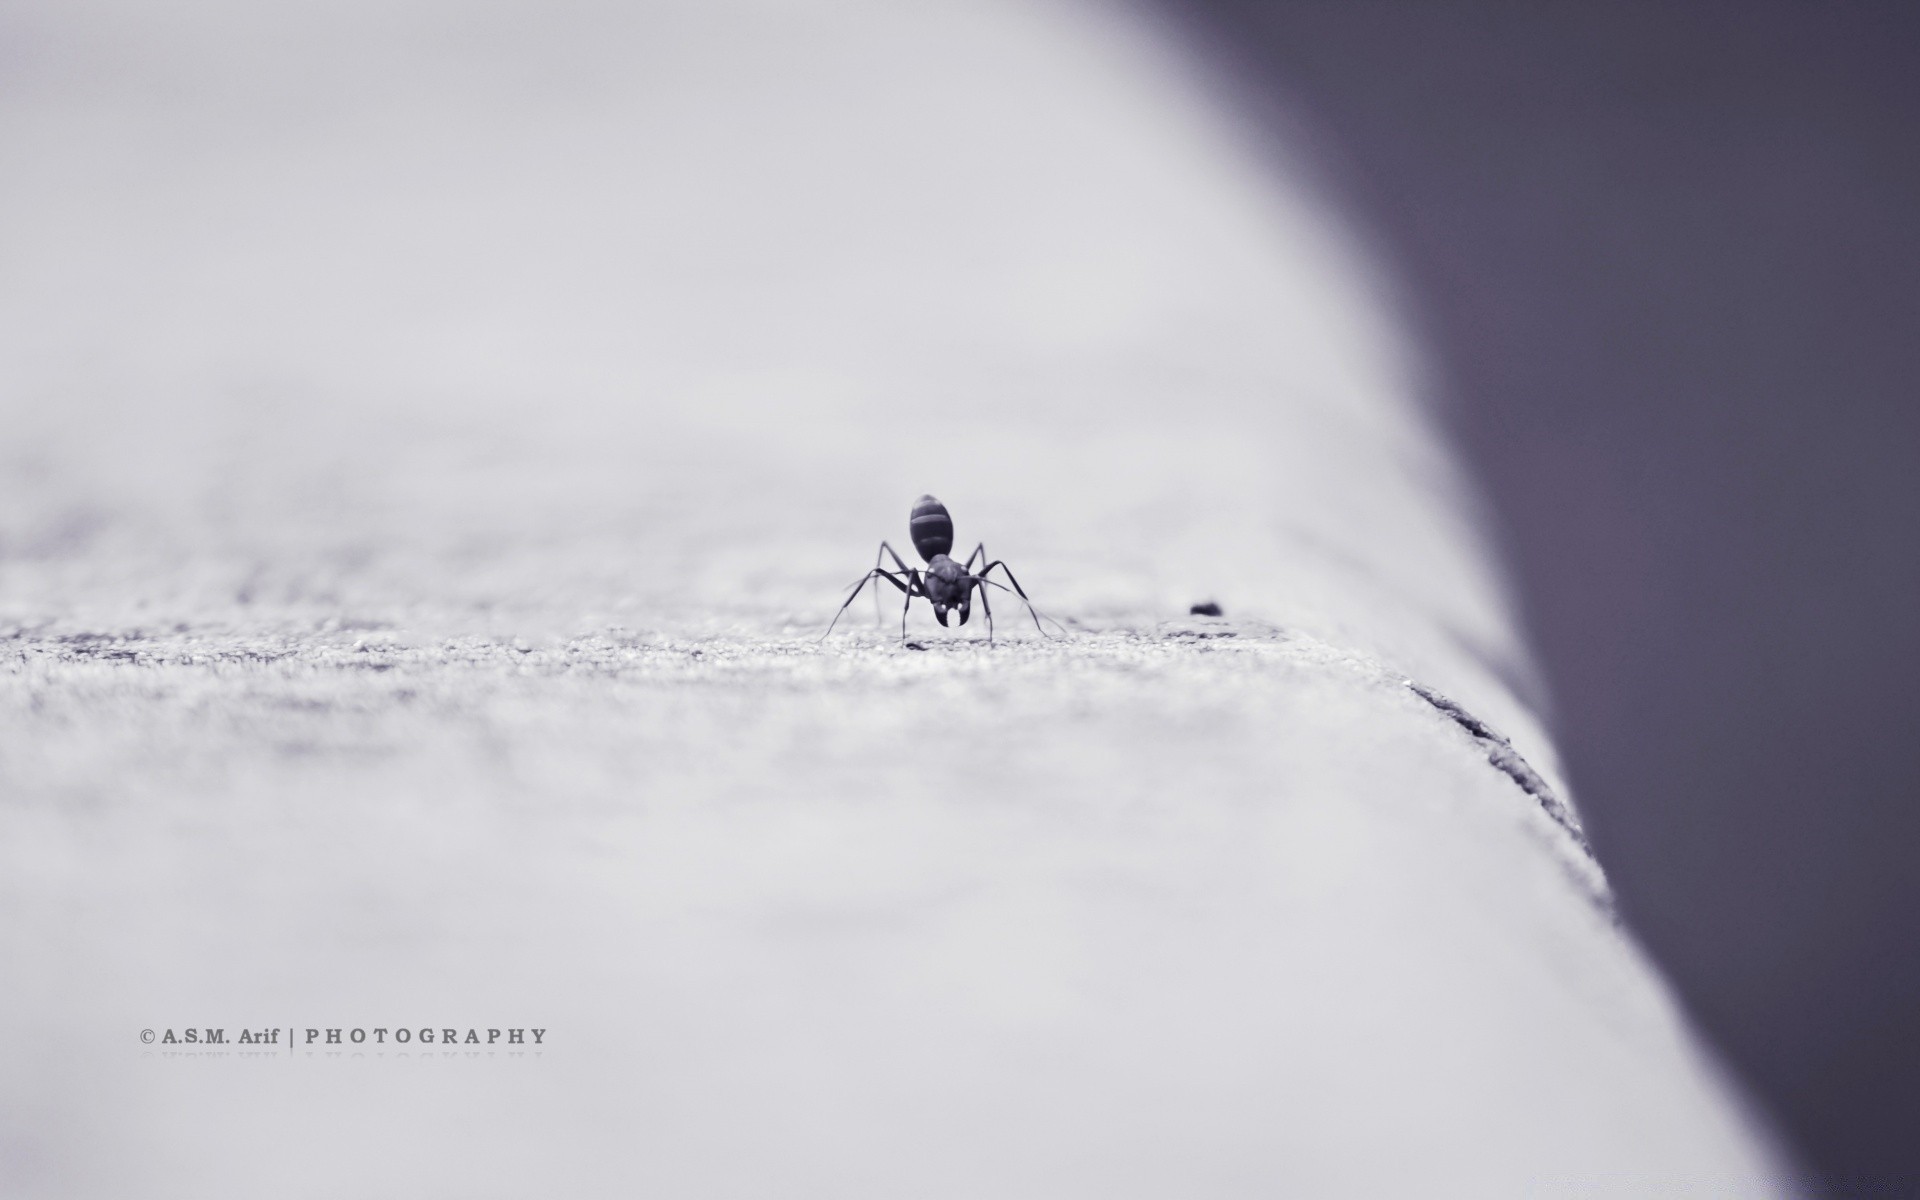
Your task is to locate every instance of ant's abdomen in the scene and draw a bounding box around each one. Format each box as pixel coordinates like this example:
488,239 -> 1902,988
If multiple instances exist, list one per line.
909,495 -> 954,563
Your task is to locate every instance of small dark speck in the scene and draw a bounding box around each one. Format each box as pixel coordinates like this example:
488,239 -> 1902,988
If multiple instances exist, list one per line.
1189,601 -> 1223,617
905,641 -> 928,651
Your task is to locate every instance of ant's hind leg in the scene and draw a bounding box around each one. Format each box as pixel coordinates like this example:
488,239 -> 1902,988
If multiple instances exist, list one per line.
964,542 -> 988,572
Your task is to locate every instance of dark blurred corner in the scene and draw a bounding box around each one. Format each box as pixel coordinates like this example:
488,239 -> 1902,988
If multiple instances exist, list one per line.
1146,0 -> 1920,1189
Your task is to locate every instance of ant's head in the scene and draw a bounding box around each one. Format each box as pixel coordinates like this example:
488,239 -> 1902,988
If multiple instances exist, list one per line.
909,494 -> 953,563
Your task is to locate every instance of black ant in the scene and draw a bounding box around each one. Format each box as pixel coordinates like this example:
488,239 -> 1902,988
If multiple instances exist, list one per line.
821,495 -> 1060,643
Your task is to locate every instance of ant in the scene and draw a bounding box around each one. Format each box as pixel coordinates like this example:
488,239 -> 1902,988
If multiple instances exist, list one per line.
821,495 -> 1060,643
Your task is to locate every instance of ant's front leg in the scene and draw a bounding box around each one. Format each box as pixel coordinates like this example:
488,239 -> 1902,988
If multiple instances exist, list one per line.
823,568 -> 921,640
971,576 -> 995,643
872,542 -> 919,625
881,564 -> 926,643
975,560 -> 1052,635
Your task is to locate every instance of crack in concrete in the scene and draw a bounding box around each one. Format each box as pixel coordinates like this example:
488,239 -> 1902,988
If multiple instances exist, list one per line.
1405,680 -> 1612,911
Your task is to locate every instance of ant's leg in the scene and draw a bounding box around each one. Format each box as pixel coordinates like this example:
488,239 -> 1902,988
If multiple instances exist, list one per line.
877,541 -> 916,574
972,578 -> 1036,637
976,561 -> 1055,635
975,566 -> 1068,637
822,575 -> 873,641
963,542 -> 988,572
823,569 -> 916,640
973,577 -> 995,643
879,564 -> 917,641
873,542 -> 918,625
825,568 -> 891,639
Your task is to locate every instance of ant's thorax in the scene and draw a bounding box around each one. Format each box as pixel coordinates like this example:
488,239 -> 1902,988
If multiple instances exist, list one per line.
922,555 -> 970,607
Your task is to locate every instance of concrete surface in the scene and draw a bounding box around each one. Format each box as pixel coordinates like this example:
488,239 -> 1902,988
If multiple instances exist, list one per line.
0,0 -> 1793,1194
